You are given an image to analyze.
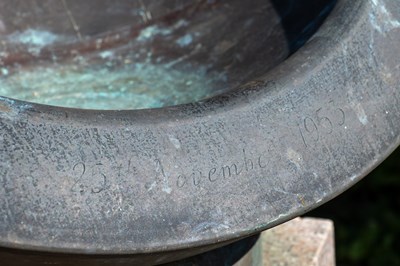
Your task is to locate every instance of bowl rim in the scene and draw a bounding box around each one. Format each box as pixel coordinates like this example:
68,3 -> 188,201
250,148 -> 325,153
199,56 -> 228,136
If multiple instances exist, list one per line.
0,0 -> 399,258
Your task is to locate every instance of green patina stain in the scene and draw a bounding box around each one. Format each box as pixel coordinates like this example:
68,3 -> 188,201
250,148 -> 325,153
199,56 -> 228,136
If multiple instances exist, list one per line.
0,61 -> 226,110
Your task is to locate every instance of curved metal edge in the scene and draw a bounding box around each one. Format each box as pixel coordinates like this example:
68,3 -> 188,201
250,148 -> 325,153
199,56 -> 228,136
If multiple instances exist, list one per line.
0,0 -> 399,256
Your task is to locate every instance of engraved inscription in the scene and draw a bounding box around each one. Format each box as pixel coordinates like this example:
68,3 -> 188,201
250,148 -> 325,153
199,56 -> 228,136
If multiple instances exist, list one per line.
71,162 -> 109,195
298,100 -> 346,147
71,162 -> 86,194
171,149 -> 267,190
65,101 -> 345,195
154,159 -> 172,193
68,147 -> 270,195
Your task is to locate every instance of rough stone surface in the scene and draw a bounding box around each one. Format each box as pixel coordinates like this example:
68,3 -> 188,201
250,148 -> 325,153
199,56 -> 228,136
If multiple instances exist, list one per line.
260,217 -> 335,266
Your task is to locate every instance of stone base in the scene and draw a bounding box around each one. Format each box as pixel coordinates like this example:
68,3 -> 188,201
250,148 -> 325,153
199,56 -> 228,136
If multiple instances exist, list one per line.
235,217 -> 335,266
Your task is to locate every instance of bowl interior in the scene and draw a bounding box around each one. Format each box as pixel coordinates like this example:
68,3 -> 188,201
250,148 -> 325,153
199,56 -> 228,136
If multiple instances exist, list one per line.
0,0 -> 290,110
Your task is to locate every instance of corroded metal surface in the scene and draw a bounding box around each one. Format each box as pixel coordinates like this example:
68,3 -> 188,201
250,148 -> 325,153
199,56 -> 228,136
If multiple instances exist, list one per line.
1,0 -> 400,265
0,0 -> 288,109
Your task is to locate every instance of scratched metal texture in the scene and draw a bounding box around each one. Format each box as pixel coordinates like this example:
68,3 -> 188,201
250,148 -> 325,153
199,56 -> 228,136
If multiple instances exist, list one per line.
0,0 -> 400,265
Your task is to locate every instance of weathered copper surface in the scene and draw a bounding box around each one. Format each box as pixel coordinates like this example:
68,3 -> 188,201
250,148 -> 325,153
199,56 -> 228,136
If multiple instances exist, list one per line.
1,0 -> 400,265
0,0 -> 288,109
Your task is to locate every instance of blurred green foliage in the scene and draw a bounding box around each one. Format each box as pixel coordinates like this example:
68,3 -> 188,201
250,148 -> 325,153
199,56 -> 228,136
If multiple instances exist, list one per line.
310,148 -> 400,266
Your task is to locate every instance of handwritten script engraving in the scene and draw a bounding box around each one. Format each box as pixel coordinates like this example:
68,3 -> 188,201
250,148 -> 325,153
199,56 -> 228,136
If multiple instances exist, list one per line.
71,162 -> 109,195
65,102 -> 344,195
165,149 -> 268,190
298,100 -> 346,147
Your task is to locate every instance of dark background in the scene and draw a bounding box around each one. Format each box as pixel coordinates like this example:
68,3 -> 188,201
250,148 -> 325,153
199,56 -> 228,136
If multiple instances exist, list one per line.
309,147 -> 400,266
